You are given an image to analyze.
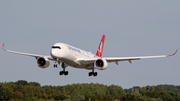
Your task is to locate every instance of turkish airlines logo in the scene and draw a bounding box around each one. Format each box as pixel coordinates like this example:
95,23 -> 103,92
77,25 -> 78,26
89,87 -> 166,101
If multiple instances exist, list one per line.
96,35 -> 105,57
2,43 -> 4,49
97,42 -> 103,57
99,42 -> 103,53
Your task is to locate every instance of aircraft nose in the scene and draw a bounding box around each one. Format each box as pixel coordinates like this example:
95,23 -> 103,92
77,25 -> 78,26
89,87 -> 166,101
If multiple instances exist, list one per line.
50,49 -> 58,58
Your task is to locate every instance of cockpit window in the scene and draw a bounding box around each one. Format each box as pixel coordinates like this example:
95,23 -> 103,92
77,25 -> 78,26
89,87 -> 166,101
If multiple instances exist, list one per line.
52,46 -> 61,49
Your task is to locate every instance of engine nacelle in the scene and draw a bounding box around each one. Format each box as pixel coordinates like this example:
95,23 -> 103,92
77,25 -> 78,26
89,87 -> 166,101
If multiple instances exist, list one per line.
94,59 -> 108,70
36,57 -> 50,68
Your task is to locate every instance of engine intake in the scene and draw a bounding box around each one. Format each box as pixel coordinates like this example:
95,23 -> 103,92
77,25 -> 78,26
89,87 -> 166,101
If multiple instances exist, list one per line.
94,59 -> 108,70
36,57 -> 50,68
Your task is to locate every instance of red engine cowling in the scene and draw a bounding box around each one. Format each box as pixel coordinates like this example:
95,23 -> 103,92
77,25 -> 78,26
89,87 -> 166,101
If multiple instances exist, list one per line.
36,57 -> 50,68
94,59 -> 108,70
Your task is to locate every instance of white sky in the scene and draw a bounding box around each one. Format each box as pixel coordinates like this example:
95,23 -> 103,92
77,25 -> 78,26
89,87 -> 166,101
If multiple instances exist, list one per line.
0,1 -> 179,89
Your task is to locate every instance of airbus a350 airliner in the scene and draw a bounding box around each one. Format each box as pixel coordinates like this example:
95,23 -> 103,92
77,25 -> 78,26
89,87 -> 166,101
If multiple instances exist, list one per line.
2,35 -> 178,76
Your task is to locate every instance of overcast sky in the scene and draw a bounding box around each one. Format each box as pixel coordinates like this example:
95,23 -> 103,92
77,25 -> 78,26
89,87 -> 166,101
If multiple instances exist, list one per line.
0,1 -> 179,89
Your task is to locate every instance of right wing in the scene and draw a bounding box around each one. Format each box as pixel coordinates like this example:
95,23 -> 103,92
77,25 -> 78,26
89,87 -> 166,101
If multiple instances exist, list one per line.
2,43 -> 54,60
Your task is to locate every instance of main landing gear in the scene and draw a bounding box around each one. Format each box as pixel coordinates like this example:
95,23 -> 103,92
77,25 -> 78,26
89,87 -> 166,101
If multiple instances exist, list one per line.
53,62 -> 69,76
59,63 -> 68,76
89,68 -> 97,77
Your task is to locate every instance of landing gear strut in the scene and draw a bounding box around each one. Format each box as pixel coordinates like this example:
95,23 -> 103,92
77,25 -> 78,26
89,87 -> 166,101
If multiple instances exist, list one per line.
59,63 -> 68,76
89,68 -> 97,77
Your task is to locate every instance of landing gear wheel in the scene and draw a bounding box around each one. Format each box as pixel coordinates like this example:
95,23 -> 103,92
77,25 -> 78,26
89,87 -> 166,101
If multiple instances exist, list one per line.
54,64 -> 58,68
59,63 -> 69,76
54,61 -> 58,68
64,71 -> 68,76
88,68 -> 98,77
59,71 -> 64,75
93,72 -> 97,76
59,71 -> 68,76
89,72 -> 93,76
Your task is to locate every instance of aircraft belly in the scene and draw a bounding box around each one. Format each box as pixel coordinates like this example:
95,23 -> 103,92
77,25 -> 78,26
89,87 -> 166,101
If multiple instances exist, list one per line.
69,64 -> 92,70
60,58 -> 77,65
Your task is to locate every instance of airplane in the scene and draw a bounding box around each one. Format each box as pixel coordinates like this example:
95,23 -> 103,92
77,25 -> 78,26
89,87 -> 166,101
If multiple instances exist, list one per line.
2,35 -> 178,77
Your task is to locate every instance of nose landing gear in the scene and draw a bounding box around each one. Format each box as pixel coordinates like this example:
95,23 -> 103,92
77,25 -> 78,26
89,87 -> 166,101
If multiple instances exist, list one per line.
54,60 -> 60,68
54,63 -> 58,68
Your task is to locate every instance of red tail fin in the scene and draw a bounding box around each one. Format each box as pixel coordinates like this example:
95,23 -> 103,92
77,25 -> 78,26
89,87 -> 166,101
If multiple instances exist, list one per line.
2,43 -> 4,49
96,35 -> 105,57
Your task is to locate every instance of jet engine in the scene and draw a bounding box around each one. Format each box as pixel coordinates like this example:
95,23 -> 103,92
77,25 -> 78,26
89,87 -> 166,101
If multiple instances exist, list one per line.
36,57 -> 50,68
94,59 -> 108,70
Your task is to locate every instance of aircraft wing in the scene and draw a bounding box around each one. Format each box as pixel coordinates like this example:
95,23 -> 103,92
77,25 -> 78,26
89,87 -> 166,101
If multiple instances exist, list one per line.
2,43 -> 54,60
105,49 -> 178,64
78,49 -> 178,65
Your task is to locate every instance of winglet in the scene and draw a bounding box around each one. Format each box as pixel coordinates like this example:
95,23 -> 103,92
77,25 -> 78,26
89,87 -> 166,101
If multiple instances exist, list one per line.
2,43 -> 5,50
172,49 -> 178,56
167,49 -> 178,57
96,35 -> 105,57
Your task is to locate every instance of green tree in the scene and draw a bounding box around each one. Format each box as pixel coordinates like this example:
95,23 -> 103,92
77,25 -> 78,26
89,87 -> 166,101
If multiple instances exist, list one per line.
108,84 -> 125,98
96,94 -> 103,101
54,94 -> 69,100
72,94 -> 85,101
104,95 -> 114,101
142,91 -> 160,98
122,93 -> 146,101
83,89 -> 94,101
15,80 -> 28,86
0,85 -> 13,100
160,92 -> 175,101
150,98 -> 162,101
0,85 -> 6,100
168,91 -> 180,101
29,82 -> 41,87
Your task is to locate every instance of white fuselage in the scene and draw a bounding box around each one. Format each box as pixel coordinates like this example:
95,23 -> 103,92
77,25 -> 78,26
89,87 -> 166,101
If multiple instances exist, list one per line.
50,43 -> 97,69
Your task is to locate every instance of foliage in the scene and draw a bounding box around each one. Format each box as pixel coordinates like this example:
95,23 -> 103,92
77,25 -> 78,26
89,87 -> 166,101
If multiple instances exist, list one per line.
0,80 -> 125,101
124,85 -> 180,101
0,80 -> 180,101
72,94 -> 85,101
124,84 -> 180,94
122,93 -> 146,101
54,94 -> 69,100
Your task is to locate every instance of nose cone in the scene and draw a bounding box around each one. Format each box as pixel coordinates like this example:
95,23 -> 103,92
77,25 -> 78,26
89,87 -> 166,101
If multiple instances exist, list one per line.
50,49 -> 58,58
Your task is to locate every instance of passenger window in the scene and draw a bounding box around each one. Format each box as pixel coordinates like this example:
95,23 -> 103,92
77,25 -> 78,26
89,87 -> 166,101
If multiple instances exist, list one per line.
52,46 -> 61,49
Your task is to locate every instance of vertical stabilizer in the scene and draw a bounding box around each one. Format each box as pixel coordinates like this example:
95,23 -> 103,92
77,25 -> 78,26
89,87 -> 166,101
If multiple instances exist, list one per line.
2,43 -> 4,49
96,35 -> 105,57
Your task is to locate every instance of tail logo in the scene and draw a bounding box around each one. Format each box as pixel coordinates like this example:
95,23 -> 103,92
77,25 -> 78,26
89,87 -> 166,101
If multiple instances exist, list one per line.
2,43 -> 4,49
99,42 -> 103,53
96,35 -> 105,57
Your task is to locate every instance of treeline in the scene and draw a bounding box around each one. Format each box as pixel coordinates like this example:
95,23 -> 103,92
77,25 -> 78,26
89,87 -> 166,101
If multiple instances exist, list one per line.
0,80 -> 180,101
124,85 -> 180,94
0,80 -> 125,101
123,85 -> 180,101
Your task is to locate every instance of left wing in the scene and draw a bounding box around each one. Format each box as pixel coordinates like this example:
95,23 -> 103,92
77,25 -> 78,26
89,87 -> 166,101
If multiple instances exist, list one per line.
107,49 -> 177,63
78,49 -> 178,65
